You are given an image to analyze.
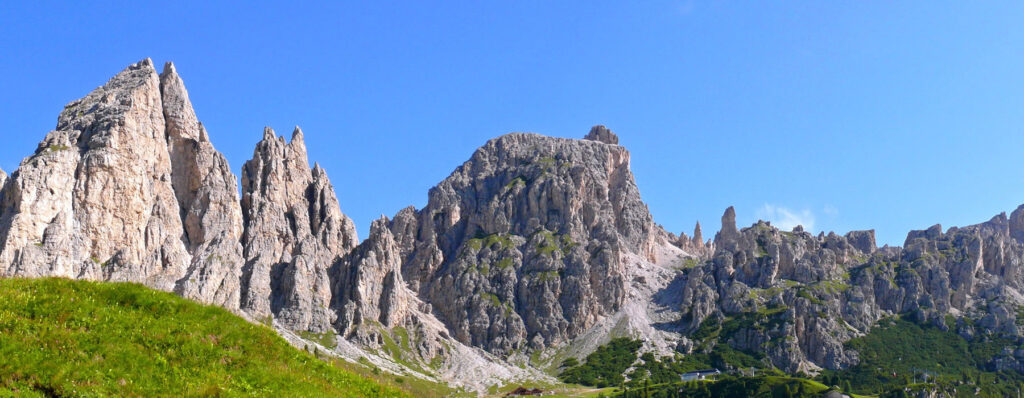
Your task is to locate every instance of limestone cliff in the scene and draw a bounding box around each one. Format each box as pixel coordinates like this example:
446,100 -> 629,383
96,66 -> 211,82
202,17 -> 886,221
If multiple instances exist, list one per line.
389,127 -> 660,354
160,62 -> 246,308
0,59 -> 191,290
239,127 -> 358,332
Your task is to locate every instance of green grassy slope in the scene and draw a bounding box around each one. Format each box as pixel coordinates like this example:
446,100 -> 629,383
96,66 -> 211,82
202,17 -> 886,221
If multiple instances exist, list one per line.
0,277 -> 410,397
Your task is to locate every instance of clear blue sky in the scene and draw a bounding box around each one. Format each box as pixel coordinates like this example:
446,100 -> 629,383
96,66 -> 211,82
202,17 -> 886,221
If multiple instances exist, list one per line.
3,2 -> 1024,246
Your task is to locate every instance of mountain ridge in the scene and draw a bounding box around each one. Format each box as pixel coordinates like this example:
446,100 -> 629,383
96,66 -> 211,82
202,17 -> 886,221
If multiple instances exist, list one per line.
5,59 -> 1024,394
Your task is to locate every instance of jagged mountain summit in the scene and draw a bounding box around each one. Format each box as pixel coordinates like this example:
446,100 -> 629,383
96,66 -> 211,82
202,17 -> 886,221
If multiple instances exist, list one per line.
4,59 -> 1024,393
387,128 -> 663,354
1,59 -> 196,291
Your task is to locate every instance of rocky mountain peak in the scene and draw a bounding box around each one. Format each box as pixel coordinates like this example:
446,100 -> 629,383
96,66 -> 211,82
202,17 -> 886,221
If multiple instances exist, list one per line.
157,60 -> 246,308
1009,205 -> 1024,243
239,125 -> 357,330
715,206 -> 739,243
159,61 -> 201,143
335,216 -> 410,332
674,220 -> 714,258
389,129 -> 657,354
844,229 -> 876,254
0,58 -> 191,289
583,125 -> 619,145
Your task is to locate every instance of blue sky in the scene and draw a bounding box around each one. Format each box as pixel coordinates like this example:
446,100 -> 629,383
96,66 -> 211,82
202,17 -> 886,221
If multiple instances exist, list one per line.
2,2 -> 1024,246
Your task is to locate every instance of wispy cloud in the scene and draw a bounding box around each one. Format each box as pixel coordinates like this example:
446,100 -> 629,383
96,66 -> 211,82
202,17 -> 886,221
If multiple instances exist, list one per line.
756,204 -> 815,232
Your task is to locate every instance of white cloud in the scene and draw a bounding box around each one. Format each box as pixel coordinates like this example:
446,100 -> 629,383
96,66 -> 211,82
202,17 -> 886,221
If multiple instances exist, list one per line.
823,204 -> 839,217
756,204 -> 815,232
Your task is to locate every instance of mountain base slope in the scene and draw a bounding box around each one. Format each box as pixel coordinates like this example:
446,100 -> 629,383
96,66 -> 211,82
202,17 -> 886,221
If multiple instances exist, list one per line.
0,277 -> 408,397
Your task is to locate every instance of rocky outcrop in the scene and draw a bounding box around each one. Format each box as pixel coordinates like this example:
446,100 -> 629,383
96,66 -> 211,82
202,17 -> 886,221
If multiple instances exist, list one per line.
677,207 -> 1024,373
389,128 -> 658,354
239,127 -> 358,332
676,221 -> 714,258
333,217 -> 411,332
160,62 -> 246,308
0,59 -> 191,289
583,125 -> 619,145
0,167 -> 6,208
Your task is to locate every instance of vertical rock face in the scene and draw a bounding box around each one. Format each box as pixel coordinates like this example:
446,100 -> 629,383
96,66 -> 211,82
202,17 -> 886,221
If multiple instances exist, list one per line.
715,206 -> 739,244
0,59 -> 190,289
844,229 -> 876,254
1009,205 -> 1024,243
0,167 -> 6,206
0,168 -> 6,223
159,62 -> 246,308
239,127 -> 358,332
334,217 -> 412,333
391,128 -> 657,354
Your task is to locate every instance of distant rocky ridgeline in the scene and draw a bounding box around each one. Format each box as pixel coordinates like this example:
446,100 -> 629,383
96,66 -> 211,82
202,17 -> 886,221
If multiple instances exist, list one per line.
4,59 -> 1024,386
676,206 -> 1024,374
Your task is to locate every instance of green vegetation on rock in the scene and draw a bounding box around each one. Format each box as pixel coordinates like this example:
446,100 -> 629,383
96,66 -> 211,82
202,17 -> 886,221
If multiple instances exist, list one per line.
559,338 -> 643,387
821,316 -> 1024,397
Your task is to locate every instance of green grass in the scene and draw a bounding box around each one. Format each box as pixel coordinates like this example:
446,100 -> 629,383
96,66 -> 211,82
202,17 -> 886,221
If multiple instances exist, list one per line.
0,277 -> 409,397
296,330 -> 337,350
611,376 -> 831,398
332,357 -> 468,398
677,257 -> 703,270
